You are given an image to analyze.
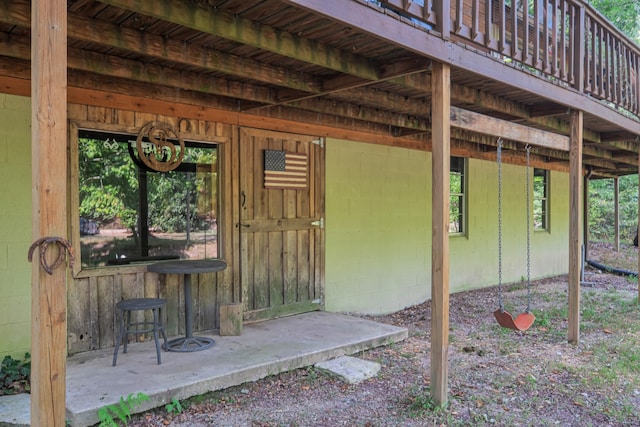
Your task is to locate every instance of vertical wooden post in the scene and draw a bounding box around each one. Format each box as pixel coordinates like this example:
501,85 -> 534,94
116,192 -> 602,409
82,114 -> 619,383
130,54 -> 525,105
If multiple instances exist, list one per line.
614,177 -> 620,252
434,0 -> 451,39
31,0 -> 68,425
583,170 -> 590,260
572,4 -> 585,92
430,62 -> 450,406
568,109 -> 583,345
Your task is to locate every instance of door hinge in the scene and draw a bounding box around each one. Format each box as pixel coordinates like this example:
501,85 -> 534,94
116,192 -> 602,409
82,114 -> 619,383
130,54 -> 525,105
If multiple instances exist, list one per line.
311,218 -> 324,229
311,138 -> 324,148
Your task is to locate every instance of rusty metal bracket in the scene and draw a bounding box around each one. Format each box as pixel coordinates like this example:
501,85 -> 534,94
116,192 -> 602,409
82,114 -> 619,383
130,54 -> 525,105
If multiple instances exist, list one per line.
28,237 -> 75,275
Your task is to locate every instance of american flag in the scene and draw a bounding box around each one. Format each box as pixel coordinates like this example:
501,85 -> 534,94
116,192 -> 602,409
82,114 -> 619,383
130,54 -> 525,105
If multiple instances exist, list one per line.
264,150 -> 308,189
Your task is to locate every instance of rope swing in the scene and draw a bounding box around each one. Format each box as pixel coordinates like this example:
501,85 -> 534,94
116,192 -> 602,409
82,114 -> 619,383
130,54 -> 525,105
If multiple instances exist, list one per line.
494,139 -> 536,332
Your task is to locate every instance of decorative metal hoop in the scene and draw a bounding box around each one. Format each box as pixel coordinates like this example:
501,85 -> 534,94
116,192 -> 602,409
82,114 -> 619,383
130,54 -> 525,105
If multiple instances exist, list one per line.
136,121 -> 185,172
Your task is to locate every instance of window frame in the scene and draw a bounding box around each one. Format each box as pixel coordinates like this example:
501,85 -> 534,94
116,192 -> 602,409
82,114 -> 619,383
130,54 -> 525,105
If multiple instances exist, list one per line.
69,121 -> 228,277
533,168 -> 550,231
449,156 -> 467,236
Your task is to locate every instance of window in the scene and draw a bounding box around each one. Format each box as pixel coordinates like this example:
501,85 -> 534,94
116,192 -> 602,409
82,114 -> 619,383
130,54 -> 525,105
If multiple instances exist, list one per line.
76,130 -> 219,269
449,157 -> 466,234
533,168 -> 549,230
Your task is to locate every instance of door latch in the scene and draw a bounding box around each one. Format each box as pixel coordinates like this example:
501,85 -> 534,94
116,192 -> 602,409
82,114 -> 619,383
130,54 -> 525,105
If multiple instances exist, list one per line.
311,218 -> 324,229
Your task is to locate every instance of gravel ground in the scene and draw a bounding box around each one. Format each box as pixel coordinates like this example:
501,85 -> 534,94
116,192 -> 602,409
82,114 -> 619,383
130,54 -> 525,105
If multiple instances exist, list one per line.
129,243 -> 640,427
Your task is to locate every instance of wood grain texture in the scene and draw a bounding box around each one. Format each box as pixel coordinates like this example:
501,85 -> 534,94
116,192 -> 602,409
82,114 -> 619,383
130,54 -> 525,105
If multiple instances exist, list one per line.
430,62 -> 450,406
30,0 -> 68,424
239,128 -> 323,320
568,109 -> 583,345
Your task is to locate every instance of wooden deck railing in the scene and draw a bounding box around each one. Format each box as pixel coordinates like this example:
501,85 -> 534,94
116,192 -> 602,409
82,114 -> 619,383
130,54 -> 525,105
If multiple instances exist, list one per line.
378,0 -> 640,117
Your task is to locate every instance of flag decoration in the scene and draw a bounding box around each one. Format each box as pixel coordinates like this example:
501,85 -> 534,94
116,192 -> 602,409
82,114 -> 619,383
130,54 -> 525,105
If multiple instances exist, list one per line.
264,150 -> 308,189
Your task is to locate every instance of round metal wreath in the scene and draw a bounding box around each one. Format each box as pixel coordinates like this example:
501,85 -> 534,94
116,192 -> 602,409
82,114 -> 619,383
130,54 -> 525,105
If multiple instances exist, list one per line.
136,121 -> 185,172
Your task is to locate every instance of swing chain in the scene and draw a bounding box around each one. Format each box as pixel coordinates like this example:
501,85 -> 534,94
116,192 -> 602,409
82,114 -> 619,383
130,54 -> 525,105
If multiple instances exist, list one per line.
525,144 -> 532,313
497,138 -> 503,311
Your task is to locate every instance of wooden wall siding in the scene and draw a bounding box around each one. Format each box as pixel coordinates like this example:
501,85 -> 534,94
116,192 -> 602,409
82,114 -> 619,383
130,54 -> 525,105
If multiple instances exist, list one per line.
380,0 -> 640,117
66,104 -> 234,354
239,128 -> 323,322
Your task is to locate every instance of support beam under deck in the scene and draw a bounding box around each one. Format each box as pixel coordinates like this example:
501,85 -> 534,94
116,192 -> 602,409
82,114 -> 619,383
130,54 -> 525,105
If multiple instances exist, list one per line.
430,62 -> 450,406
31,0 -> 68,425
568,110 -> 583,345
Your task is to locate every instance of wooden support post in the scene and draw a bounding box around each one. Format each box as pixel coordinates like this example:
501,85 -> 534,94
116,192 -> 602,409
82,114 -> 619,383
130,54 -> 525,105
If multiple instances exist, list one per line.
614,177 -> 620,252
430,62 -> 450,406
31,0 -> 68,425
568,110 -> 583,345
583,170 -> 590,260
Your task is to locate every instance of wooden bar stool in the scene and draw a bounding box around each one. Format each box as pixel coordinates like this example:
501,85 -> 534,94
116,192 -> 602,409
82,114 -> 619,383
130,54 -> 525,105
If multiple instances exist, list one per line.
112,298 -> 168,366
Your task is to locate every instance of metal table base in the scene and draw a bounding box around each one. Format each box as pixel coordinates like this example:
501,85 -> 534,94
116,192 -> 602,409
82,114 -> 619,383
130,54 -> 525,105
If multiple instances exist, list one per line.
164,336 -> 214,352
148,259 -> 227,353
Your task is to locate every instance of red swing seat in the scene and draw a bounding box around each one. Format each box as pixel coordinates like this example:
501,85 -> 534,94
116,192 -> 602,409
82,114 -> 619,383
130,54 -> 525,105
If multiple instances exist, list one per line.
494,309 -> 535,332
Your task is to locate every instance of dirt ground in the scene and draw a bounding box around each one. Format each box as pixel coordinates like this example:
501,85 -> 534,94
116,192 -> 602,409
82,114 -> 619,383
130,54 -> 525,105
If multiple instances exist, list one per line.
130,243 -> 640,427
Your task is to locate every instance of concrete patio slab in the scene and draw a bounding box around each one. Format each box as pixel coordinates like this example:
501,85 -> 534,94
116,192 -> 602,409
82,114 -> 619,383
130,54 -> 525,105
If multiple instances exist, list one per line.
64,311 -> 407,427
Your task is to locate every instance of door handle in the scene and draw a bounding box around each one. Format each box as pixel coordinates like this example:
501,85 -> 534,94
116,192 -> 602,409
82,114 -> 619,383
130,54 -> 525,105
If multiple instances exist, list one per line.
236,223 -> 250,228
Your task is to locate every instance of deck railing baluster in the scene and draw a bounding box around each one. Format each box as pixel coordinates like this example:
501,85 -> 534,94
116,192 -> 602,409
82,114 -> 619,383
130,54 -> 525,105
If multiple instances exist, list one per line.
375,0 -> 640,116
472,0 -> 481,42
559,0 -> 567,81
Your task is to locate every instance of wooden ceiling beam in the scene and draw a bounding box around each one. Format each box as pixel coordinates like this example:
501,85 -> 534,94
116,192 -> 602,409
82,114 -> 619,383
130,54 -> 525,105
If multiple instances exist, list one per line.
0,34 -> 282,105
95,0 -> 382,81
450,84 -> 601,143
450,106 -> 570,151
0,0 -> 607,146
0,0 -> 324,94
605,140 -> 640,153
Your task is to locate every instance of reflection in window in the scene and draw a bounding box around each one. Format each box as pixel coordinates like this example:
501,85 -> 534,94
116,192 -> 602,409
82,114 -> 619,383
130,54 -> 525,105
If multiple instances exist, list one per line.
533,168 -> 549,230
449,157 -> 466,234
77,130 -> 219,268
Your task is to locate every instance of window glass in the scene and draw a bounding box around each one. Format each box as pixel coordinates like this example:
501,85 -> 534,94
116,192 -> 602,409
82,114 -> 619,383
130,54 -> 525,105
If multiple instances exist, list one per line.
533,168 -> 549,230
449,157 -> 466,234
77,130 -> 219,268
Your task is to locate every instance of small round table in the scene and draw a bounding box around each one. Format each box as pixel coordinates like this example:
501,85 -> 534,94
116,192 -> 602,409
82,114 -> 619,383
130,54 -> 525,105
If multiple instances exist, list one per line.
147,259 -> 227,352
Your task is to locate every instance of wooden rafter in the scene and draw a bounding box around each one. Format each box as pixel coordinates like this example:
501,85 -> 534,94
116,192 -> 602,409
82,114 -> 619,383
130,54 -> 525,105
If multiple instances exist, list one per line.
95,0 -> 382,80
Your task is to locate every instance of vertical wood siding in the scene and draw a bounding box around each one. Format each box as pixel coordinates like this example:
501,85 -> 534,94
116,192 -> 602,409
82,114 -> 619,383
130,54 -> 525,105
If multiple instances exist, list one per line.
66,104 -> 233,354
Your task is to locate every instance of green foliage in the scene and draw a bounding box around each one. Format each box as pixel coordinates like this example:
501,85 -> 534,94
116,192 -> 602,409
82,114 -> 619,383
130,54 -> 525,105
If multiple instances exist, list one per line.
97,392 -> 150,427
165,397 -> 183,415
588,176 -> 638,243
79,138 -> 139,226
406,386 -> 447,417
589,0 -> 640,44
0,353 -> 31,395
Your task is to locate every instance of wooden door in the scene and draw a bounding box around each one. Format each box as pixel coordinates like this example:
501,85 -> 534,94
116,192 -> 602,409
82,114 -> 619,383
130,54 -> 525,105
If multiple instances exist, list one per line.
239,128 -> 324,322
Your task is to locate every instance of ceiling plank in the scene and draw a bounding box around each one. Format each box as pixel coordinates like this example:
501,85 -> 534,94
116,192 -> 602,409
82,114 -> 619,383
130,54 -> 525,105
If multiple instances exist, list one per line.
96,0 -> 382,81
285,0 -> 640,135
0,34 -> 281,105
0,0 -> 604,144
0,0 -> 323,94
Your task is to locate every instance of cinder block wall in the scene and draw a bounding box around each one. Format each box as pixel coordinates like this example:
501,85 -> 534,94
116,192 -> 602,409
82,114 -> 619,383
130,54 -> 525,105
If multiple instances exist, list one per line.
325,138 -> 569,315
0,94 -> 32,359
324,139 -> 431,314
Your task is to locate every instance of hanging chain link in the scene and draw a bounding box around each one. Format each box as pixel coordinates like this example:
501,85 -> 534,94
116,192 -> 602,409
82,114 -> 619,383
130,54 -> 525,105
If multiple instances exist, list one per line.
525,144 -> 532,313
497,138 -> 503,311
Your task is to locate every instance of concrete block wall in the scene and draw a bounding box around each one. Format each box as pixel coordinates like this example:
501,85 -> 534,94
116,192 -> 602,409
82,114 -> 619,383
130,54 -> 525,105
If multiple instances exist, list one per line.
0,94 -> 32,360
324,138 -> 431,314
325,137 -> 570,315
